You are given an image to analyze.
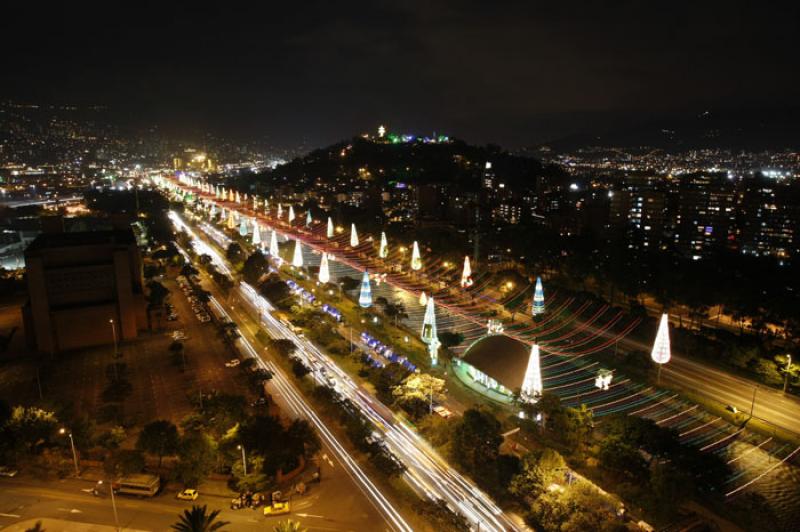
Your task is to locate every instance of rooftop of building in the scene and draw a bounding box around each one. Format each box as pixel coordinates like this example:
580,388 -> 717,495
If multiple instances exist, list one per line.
25,228 -> 136,254
459,334 -> 532,393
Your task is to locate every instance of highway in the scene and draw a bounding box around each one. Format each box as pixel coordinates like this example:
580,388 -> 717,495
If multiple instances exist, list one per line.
170,210 -> 524,532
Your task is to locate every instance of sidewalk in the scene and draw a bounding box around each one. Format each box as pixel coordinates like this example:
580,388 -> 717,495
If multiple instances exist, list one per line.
3,518 -> 148,532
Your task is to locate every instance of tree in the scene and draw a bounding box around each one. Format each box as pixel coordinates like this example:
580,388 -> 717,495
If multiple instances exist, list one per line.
273,520 -> 307,532
285,419 -> 321,459
509,449 -> 566,501
451,408 -> 503,480
136,420 -> 180,469
414,499 -> 470,532
171,505 -> 229,532
225,243 -> 244,264
176,431 -> 217,487
147,280 -> 169,307
25,521 -> 45,532
242,251 -> 269,285
270,339 -> 297,358
439,331 -> 465,349
291,358 -> 311,378
3,406 -> 58,456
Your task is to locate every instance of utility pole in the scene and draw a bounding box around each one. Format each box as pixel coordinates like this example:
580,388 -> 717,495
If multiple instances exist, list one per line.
784,355 -> 792,393
750,386 -> 759,418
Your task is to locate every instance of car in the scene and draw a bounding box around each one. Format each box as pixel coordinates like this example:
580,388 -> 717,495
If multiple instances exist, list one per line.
198,316 -> 211,323
433,405 -> 453,419
167,314 -> 179,321
0,466 -> 18,478
177,488 -> 199,500
225,359 -> 241,368
263,500 -> 290,516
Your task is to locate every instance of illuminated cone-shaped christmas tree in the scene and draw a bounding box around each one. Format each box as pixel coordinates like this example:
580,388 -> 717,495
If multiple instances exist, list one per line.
411,241 -> 422,271
277,204 -> 283,219
226,210 -> 237,230
292,239 -> 304,268
521,344 -> 543,400
651,313 -> 671,383
251,220 -> 261,246
350,224 -> 359,247
327,217 -> 334,238
421,296 -> 440,365
253,196 -> 259,210
269,230 -> 280,258
318,253 -> 330,284
306,210 -> 312,227
419,291 -> 428,307
461,255 -> 473,287
235,191 -> 241,204
228,189 -> 235,202
215,186 -> 221,199
288,205 -> 296,223
358,270 -> 372,308
379,232 -> 388,259
209,204 -> 217,220
239,217 -> 249,237
263,198 -> 269,212
532,276 -> 545,315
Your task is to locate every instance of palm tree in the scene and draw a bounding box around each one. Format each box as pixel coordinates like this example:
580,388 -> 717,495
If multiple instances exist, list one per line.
273,520 -> 307,532
171,505 -> 229,532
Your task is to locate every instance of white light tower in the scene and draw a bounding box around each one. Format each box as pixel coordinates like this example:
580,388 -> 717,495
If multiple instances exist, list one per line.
461,255 -> 473,287
327,217 -> 334,239
651,313 -> 671,384
350,223 -> 359,247
532,276 -> 545,316
251,220 -> 261,246
318,253 -> 330,284
269,230 -> 280,259
358,271 -> 372,308
235,191 -> 241,204
421,296 -> 439,366
521,344 -> 543,400
378,125 -> 386,138
288,205 -> 296,223
306,210 -> 313,227
379,231 -> 389,259
292,239 -> 304,268
411,241 -> 422,271
277,203 -> 283,219
419,291 -> 428,307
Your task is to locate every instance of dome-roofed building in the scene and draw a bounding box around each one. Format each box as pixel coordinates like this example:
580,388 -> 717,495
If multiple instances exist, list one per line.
453,334 -> 533,401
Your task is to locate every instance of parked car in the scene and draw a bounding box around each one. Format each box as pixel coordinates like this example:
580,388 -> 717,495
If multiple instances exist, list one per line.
225,359 -> 240,368
0,466 -> 18,477
263,500 -> 290,516
177,488 -> 199,501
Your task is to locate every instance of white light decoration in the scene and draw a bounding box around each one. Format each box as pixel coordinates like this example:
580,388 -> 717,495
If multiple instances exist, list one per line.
318,252 -> 330,284
263,198 -> 269,212
461,255 -> 473,287
651,313 -> 671,384
235,191 -> 241,204
421,296 -> 439,365
306,210 -> 312,227
419,291 -> 428,307
269,230 -> 280,258
253,196 -> 259,210
350,223 -> 359,247
595,368 -> 613,391
378,125 -> 386,138
327,217 -> 334,239
277,204 -> 283,219
358,270 -> 372,308
239,217 -> 249,237
251,220 -> 261,246
292,239 -> 304,268
521,344 -> 543,400
411,241 -> 422,271
288,205 -> 296,223
226,210 -> 236,230
532,276 -> 545,315
379,231 -> 389,259
228,189 -> 235,202
487,319 -> 504,335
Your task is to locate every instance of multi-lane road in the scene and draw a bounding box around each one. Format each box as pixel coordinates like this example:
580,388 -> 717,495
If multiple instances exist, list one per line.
171,211 -> 525,531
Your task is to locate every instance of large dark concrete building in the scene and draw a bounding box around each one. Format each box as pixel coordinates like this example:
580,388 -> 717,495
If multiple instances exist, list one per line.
22,218 -> 147,354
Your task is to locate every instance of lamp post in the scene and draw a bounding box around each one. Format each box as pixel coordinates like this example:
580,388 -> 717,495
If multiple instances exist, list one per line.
109,319 -> 119,381
784,355 -> 793,393
237,444 -> 248,476
59,428 -> 79,477
97,480 -> 121,532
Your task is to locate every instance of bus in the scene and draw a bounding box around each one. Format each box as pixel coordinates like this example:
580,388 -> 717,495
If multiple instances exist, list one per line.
113,474 -> 160,497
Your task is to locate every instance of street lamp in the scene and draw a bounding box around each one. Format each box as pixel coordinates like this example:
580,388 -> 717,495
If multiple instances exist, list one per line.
237,444 -> 248,476
784,354 -> 793,393
97,480 -> 121,532
59,428 -> 79,477
109,318 -> 118,356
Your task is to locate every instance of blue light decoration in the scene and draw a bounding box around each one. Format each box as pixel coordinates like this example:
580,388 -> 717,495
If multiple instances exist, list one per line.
358,270 -> 372,308
239,217 -> 249,237
284,279 -> 316,303
321,304 -> 342,321
361,332 -> 416,372
532,276 -> 545,316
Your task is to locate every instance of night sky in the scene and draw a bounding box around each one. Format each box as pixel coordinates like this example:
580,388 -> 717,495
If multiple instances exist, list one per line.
3,1 -> 798,147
